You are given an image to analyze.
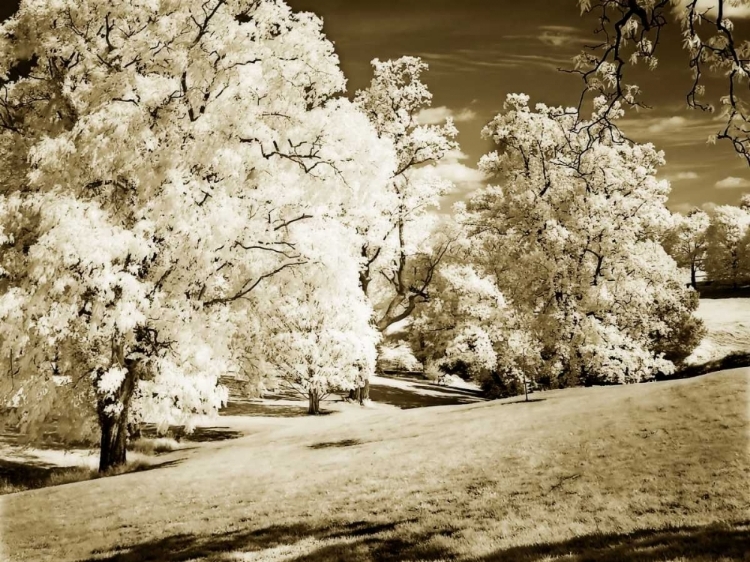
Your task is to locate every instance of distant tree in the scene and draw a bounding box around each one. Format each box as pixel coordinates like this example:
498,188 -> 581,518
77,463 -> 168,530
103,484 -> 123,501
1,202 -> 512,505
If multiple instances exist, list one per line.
378,341 -> 422,372
455,94 -> 702,386
0,0 -> 394,469
664,210 -> 710,288
574,0 -> 750,164
704,205 -> 750,287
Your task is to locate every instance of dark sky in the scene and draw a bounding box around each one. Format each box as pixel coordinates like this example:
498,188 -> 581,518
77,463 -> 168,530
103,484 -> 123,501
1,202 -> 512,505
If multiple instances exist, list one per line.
2,0 -> 749,211
286,0 -> 750,212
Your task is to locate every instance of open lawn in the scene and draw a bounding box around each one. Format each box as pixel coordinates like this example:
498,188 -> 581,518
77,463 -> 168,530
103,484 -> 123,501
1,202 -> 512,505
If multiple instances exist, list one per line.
1,368 -> 747,561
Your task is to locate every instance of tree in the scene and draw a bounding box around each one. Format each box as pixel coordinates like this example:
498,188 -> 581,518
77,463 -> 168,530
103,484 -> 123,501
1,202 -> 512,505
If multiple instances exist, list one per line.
0,0 -> 394,470
455,94 -> 702,386
354,57 -> 458,334
574,0 -> 750,163
258,258 -> 379,415
704,204 -> 750,286
664,209 -> 710,288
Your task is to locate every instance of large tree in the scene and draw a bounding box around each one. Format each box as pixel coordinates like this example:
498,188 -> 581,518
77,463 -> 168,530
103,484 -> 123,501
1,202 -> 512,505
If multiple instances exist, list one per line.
0,0 -> 393,470
453,94 -> 703,387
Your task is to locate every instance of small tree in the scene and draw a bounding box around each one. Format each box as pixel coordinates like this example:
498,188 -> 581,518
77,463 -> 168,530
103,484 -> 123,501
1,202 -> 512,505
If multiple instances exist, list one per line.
259,262 -> 379,415
354,57 -> 458,332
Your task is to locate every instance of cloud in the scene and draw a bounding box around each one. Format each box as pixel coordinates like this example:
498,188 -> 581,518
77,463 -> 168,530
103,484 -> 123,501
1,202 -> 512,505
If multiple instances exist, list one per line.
416,106 -> 478,125
673,171 -> 699,181
537,25 -> 590,48
646,116 -> 688,134
429,150 -> 488,210
419,50 -> 574,74
434,150 -> 486,185
669,202 -> 699,215
673,0 -> 750,19
715,176 -> 750,189
618,114 -> 721,146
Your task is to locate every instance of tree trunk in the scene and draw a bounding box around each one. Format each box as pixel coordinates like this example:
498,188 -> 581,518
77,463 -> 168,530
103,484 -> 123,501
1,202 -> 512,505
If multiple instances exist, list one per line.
523,377 -> 529,402
99,407 -> 129,473
691,263 -> 697,289
308,388 -> 321,415
96,339 -> 138,473
361,379 -> 370,404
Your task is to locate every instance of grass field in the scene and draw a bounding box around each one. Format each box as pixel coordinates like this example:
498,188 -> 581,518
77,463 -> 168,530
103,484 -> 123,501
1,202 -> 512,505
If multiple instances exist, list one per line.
1,368 -> 747,561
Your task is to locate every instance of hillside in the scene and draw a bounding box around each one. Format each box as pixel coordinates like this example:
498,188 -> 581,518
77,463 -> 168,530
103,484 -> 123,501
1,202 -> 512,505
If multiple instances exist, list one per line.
1,368 -> 747,562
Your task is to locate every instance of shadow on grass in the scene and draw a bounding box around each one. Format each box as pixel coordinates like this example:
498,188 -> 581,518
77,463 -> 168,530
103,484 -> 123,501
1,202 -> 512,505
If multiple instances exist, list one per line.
498,397 -> 546,406
695,282 -> 750,299
659,353 -> 750,382
220,401 -> 311,418
478,520 -> 750,561
139,424 -> 243,443
82,519 -> 750,562
308,438 -> 362,450
0,457 -> 182,495
368,384 -> 479,409
411,382 -> 484,398
82,518 -> 442,562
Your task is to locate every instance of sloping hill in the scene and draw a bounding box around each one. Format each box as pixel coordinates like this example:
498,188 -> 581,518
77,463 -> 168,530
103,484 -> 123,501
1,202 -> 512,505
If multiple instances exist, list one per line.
1,368 -> 747,562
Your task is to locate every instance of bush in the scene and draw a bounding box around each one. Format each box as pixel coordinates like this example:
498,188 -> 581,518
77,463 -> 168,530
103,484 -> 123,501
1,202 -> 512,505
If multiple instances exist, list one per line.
477,370 -> 525,399
129,437 -> 182,455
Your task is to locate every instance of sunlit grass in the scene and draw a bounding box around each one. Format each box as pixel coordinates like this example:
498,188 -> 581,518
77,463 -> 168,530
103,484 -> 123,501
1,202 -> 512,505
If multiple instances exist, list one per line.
2,369 -> 747,561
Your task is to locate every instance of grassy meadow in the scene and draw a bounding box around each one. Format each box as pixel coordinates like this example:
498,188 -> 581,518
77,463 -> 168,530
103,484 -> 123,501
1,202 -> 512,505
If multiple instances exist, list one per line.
1,367 -> 747,561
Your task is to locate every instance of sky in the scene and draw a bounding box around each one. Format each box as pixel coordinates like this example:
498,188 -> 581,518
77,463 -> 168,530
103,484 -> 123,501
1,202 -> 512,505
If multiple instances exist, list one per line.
2,0 -> 749,213
285,0 -> 750,214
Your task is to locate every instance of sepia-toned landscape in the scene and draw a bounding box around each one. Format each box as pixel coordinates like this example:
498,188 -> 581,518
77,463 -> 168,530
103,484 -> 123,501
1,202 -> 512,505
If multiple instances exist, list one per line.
0,1 -> 748,560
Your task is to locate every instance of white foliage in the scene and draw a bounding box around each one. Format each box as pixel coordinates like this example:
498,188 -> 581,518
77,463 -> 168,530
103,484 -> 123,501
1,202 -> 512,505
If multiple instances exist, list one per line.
0,0 -> 395,440
445,94 -> 702,385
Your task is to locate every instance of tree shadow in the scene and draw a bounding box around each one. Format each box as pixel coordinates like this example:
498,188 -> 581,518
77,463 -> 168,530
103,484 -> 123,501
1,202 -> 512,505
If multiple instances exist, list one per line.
82,518 -> 430,562
0,458 -> 63,487
662,353 -> 750,381
0,457 -> 181,494
220,400 -> 311,418
477,520 -> 750,561
139,425 -> 243,443
497,397 -> 546,406
82,518 -> 750,562
368,384 -> 478,409
308,438 -> 362,450
0,423 -> 96,451
411,383 -> 484,398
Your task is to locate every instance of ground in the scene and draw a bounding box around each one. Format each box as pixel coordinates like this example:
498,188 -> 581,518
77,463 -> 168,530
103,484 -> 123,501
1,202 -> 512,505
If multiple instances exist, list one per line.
1,368 -> 747,561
